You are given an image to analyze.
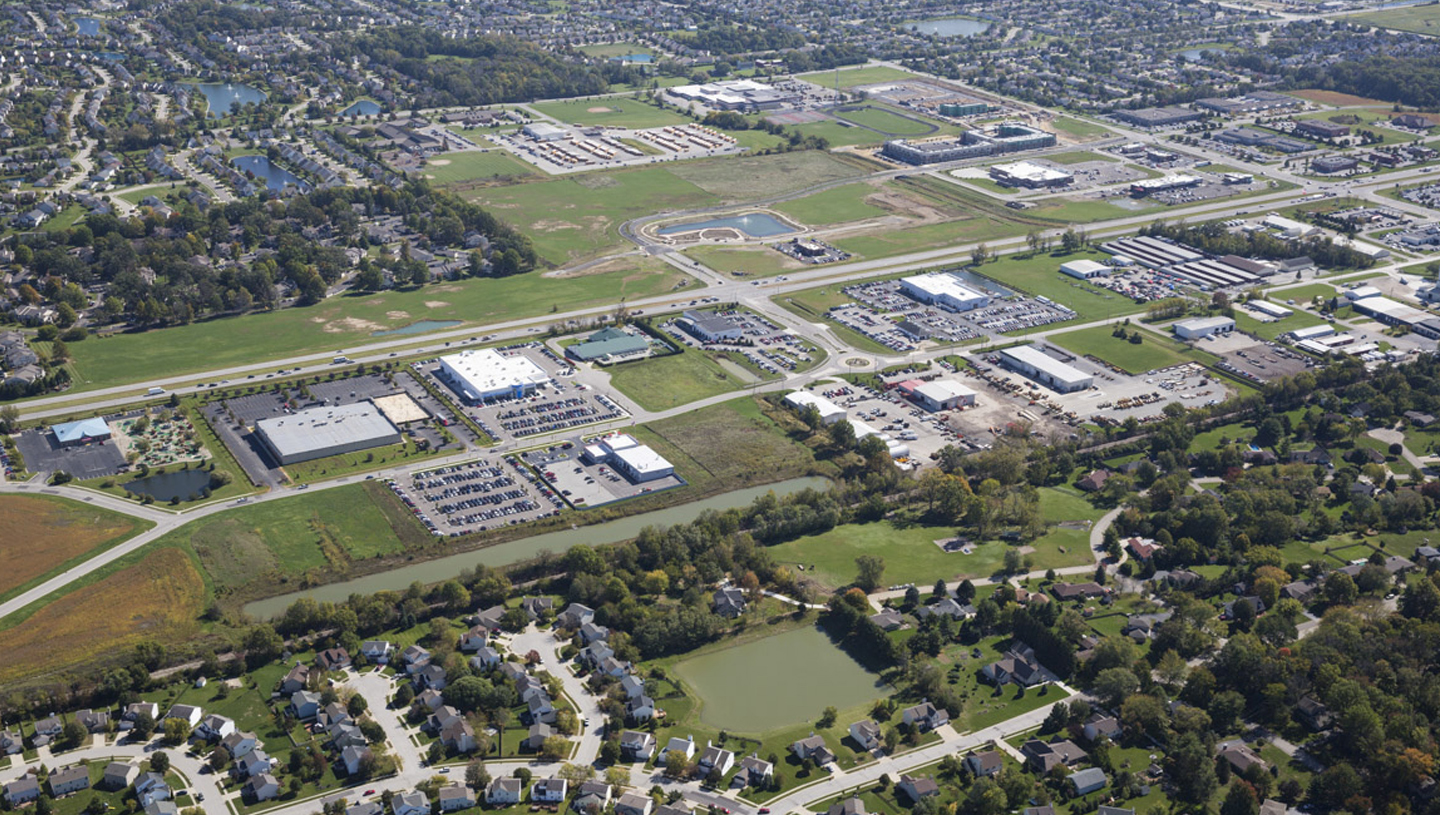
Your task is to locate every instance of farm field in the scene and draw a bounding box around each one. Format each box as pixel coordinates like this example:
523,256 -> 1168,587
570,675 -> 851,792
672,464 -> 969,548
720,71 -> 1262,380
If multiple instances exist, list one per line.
772,182 -> 890,226
1048,324 -> 1204,374
528,98 -> 689,129
0,546 -> 206,686
424,150 -> 536,184
0,494 -> 150,602
1348,4 -> 1440,35
764,487 -> 1098,590
56,262 -> 693,395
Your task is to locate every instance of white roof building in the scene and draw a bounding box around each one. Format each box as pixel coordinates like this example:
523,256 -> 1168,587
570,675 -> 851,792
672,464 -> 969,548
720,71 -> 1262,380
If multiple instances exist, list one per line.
1173,316 -> 1236,340
899,273 -> 991,312
998,345 -> 1093,393
911,380 -> 977,410
438,348 -> 552,402
1263,214 -> 1317,238
1060,259 -> 1110,279
255,403 -> 403,466
1248,301 -> 1292,318
783,391 -> 847,424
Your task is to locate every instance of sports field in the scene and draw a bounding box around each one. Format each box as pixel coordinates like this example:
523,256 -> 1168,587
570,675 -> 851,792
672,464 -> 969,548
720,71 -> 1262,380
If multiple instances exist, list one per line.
0,494 -> 149,602
528,98 -> 689,129
0,546 -> 206,685
786,119 -> 891,148
772,183 -> 888,226
802,65 -> 923,88
424,151 -> 535,184
58,262 -> 692,393
1048,324 -> 1198,374
831,105 -> 936,136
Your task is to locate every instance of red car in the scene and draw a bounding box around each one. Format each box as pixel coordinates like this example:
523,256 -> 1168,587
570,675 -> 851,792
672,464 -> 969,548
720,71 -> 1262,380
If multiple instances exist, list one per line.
365,790 -> 376,797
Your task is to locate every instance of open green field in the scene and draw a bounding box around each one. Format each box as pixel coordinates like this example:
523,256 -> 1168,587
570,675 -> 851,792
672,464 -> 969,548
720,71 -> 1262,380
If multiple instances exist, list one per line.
1269,282 -> 1338,304
1051,116 -> 1111,141
803,65 -> 922,88
673,625 -> 885,731
1351,4 -> 1440,35
1232,308 -> 1329,341
832,105 -> 938,136
0,494 -> 151,604
57,262 -> 691,394
787,119 -> 891,148
605,348 -> 765,412
772,182 -> 889,226
575,42 -> 655,58
639,397 -> 825,496
684,245 -> 807,277
1049,324 -> 1203,374
153,482 -> 423,596
765,487 -> 1098,590
1042,150 -> 1118,165
666,150 -> 869,201
969,249 -> 1149,322
528,97 -> 689,129
424,150 -> 535,184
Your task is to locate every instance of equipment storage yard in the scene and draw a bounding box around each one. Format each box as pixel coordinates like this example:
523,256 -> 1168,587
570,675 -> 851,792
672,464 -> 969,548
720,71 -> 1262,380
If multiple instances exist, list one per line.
1204,330 -> 1318,383
518,435 -> 686,508
386,457 -> 561,537
414,343 -> 628,443
490,122 -> 744,174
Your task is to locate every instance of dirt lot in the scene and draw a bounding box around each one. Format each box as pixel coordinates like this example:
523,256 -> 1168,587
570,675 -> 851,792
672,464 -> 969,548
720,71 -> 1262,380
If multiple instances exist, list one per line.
0,494 -> 144,597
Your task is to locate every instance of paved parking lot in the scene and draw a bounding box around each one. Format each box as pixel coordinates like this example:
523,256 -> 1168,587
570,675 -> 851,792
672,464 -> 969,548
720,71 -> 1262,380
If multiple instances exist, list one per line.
791,381 -> 968,465
658,308 -> 821,375
15,429 -> 127,479
386,457 -> 561,537
418,345 -> 628,443
1206,332 -> 1316,382
838,276 -> 1076,349
520,438 -> 685,508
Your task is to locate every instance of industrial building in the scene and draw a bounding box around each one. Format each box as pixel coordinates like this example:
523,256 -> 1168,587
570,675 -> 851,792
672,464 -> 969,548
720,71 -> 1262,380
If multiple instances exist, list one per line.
1263,214 -> 1318,239
899,379 -> 977,411
1248,301 -> 1292,319
1194,91 -> 1303,116
438,349 -> 552,403
989,161 -> 1073,189
566,327 -> 651,364
255,402 -> 403,466
882,123 -> 1055,166
1173,316 -> 1235,340
1100,236 -> 1204,269
784,391 -> 847,425
51,417 -> 111,447
1350,295 -> 1431,328
1295,119 -> 1350,140
581,433 -> 675,483
1216,128 -> 1310,154
998,345 -> 1094,393
1060,259 -> 1110,280
522,123 -> 568,142
1113,106 -> 1204,128
900,273 -> 991,312
679,310 -> 744,342
1289,324 -> 1336,342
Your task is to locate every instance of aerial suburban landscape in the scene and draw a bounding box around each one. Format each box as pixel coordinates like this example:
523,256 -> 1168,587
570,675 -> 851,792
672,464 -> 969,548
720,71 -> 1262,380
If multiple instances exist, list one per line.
6,3 -> 1440,815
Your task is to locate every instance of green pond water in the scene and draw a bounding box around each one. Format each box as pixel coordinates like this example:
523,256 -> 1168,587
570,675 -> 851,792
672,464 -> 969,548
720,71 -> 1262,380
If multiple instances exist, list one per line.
673,625 -> 886,732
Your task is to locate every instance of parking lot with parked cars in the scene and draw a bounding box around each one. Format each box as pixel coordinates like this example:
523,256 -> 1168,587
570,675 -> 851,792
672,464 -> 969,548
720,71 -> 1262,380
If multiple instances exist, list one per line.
386,457 -> 561,536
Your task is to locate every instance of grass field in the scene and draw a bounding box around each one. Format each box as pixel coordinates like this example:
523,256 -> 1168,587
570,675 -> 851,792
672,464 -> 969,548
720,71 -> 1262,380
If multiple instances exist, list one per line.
766,488 -> 1098,590
1051,116 -> 1112,140
968,250 -> 1149,323
803,65 -> 922,88
605,348 -> 764,412
1350,4 -> 1440,35
788,119 -> 893,148
1048,324 -> 1199,374
772,182 -> 889,226
832,105 -> 937,136
424,151 -> 535,184
58,263 -> 692,395
1287,89 -> 1396,107
640,397 -> 822,494
683,245 -> 805,277
666,150 -> 868,202
1232,309 -> 1329,341
0,546 -> 205,685
0,494 -> 149,602
575,43 -> 655,58
165,483 -> 422,594
1270,282 -> 1338,304
528,98 -> 689,129
1042,150 -> 1118,165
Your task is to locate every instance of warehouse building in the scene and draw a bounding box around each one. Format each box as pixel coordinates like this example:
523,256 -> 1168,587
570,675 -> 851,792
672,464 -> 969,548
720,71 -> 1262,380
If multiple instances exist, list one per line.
989,161 -> 1073,189
1289,324 -> 1336,342
998,345 -> 1094,393
900,379 -> 977,411
784,391 -> 847,425
900,273 -> 991,312
256,402 -> 403,466
1248,301 -> 1292,319
581,433 -> 675,483
1060,259 -> 1110,280
1194,91 -> 1303,116
522,123 -> 568,141
1113,106 -> 1204,128
1350,295 -> 1430,327
1296,120 -> 1350,140
1173,316 -> 1235,340
438,349 -> 552,403
51,417 -> 112,447
566,327 -> 651,364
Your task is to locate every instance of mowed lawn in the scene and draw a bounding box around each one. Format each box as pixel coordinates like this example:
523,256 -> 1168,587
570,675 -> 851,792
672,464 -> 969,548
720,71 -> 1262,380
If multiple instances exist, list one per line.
59,263 -> 690,394
684,245 -> 805,277
159,483 -> 422,594
1353,4 -> 1440,34
1232,309 -> 1328,341
605,349 -> 762,412
767,488 -> 1098,590
1048,324 -> 1197,374
802,65 -> 922,88
773,183 -> 889,227
0,546 -> 206,685
0,494 -> 150,601
528,98 -> 689,129
832,105 -> 937,136
970,250 -> 1148,323
424,151 -> 535,184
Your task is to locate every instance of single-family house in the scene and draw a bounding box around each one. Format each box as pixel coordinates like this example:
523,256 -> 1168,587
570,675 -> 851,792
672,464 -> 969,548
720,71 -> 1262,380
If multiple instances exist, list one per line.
237,750 -> 277,779
5,776 -> 40,805
318,648 -> 352,671
242,773 -> 280,803
473,605 -> 506,632
982,645 -> 1046,687
144,804 -> 178,815
965,750 -> 1003,777
198,714 -> 236,741
348,803 -> 383,815
661,735 -> 696,762
1021,739 -> 1087,774
221,731 -> 258,759
827,798 -> 866,815
1052,582 -> 1108,601
738,755 -> 774,787
459,627 -> 489,652
49,766 -> 91,796
901,700 -> 950,731
616,793 -> 654,815
525,723 -> 553,751
102,762 -> 138,790
125,702 -> 159,723
870,610 -> 905,631
1077,469 -> 1111,492
532,778 -> 568,803
558,603 -> 595,629
571,781 -> 611,814
791,734 -> 834,765
418,663 -> 448,691
291,690 -> 321,720
165,704 -> 203,728
438,785 -> 475,812
361,641 -> 394,664
471,646 -> 502,671
281,663 -> 311,694
1297,696 -> 1333,732
713,587 -> 747,618
849,720 -> 881,751
341,745 -> 372,776
521,597 -> 554,620
76,709 -> 110,733
393,790 -> 430,815
134,773 -> 170,807
627,695 -> 656,723
579,622 -> 611,645
1083,714 -> 1122,743
619,675 -> 647,700
699,745 -> 735,776
1217,741 -> 1269,774
621,730 -> 656,761
401,644 -> 431,671
0,730 -> 20,755
898,775 -> 940,803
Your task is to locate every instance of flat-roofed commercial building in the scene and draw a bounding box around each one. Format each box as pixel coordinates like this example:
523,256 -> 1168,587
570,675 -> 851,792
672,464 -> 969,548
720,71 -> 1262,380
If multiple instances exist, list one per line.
581,433 -> 675,483
256,402 -> 403,466
989,161 -> 1073,189
784,391 -> 847,425
905,379 -> 978,411
998,345 -> 1093,393
1060,259 -> 1109,280
900,273 -> 991,312
1173,316 -> 1235,340
438,348 -> 552,403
